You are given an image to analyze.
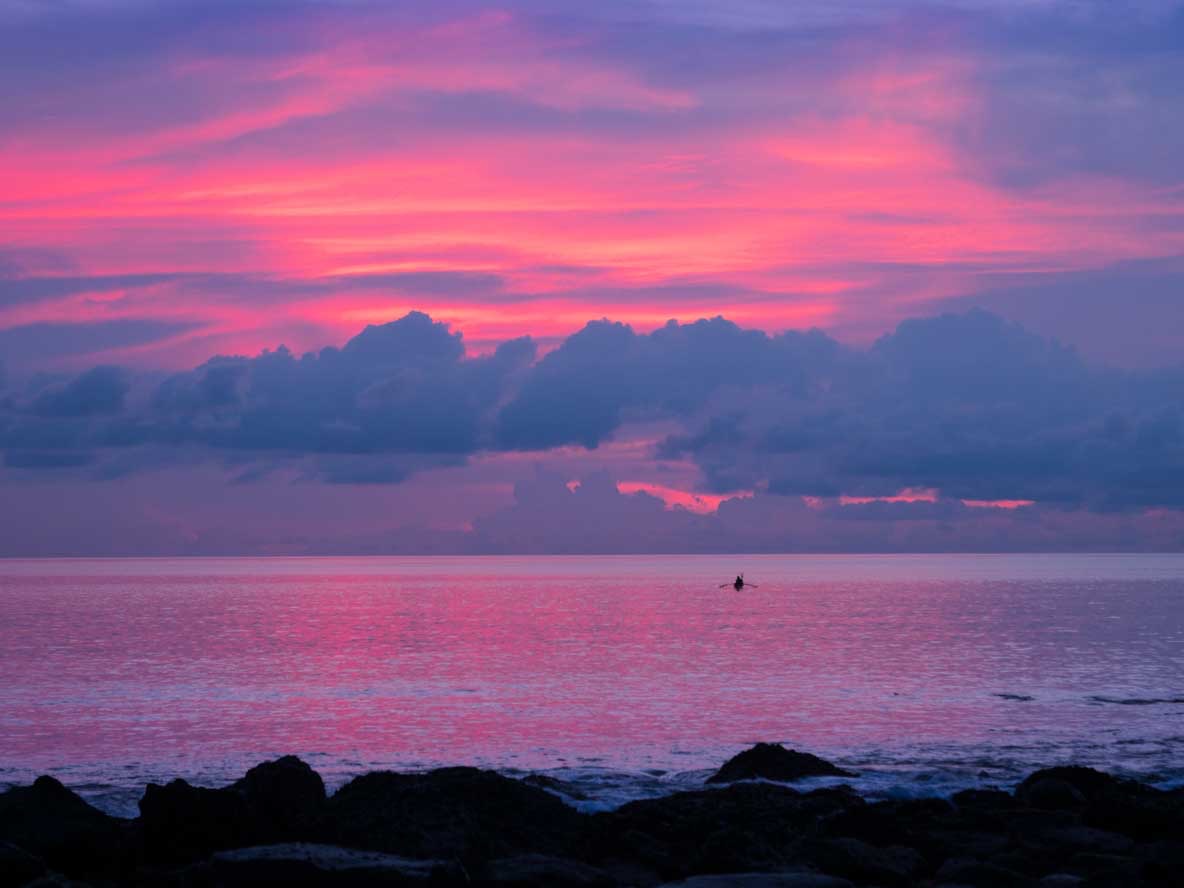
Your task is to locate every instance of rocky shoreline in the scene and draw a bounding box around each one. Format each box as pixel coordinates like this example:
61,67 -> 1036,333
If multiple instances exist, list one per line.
1,742 -> 1181,886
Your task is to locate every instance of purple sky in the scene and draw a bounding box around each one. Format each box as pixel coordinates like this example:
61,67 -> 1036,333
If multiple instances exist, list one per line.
0,0 -> 1182,554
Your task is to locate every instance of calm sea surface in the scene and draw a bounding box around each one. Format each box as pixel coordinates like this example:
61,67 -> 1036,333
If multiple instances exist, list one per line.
2,554 -> 1183,816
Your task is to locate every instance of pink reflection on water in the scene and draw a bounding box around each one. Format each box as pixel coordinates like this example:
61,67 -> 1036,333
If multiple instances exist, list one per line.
2,555 -> 1183,786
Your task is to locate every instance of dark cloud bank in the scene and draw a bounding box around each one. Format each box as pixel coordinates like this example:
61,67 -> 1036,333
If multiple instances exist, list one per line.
1,309 -> 1182,553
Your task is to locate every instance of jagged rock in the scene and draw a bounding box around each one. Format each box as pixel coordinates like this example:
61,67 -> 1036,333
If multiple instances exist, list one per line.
1016,768 -> 1123,802
823,797 -> 953,851
806,837 -> 924,888
1018,767 -> 1183,840
485,853 -> 616,885
924,828 -> 1012,864
1004,807 -> 1082,836
1016,778 -> 1087,810
659,875 -> 854,887
0,776 -> 124,879
1065,850 -> 1143,881
0,840 -> 47,887
935,857 -> 1031,887
1086,786 -> 1183,841
139,778 -> 253,863
1035,826 -> 1133,856
326,766 -> 584,863
204,842 -> 464,884
4,756 -> 1178,887
707,745 -> 855,785
1136,839 -> 1184,882
231,755 -> 326,841
591,782 -> 858,881
953,788 -> 1016,811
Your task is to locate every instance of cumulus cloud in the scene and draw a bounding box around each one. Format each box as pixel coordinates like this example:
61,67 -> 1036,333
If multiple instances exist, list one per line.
1,311 -> 535,483
145,312 -> 535,475
29,366 -> 129,417
495,316 -> 838,449
1,308 -> 1182,523
935,256 -> 1184,368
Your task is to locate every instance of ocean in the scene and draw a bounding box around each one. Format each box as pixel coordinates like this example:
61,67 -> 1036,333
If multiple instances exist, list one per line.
2,553 -> 1182,816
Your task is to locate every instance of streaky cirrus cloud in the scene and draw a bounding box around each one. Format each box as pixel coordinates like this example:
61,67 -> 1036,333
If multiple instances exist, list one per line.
0,0 -> 1182,370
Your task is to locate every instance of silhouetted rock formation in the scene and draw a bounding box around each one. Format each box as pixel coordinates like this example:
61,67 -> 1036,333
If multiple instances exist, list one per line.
590,783 -> 859,881
325,766 -> 585,862
0,841 -> 47,887
231,754 -> 327,842
658,877 -> 852,887
706,744 -> 856,784
205,843 -> 465,884
1,749 -> 1183,885
138,754 -> 329,864
139,778 -> 254,863
0,776 -> 125,880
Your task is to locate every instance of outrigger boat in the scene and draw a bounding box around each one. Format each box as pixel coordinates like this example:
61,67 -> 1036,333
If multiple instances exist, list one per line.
721,573 -> 758,591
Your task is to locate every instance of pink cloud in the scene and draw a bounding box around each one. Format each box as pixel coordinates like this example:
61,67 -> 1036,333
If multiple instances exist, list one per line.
1,7 -> 1182,368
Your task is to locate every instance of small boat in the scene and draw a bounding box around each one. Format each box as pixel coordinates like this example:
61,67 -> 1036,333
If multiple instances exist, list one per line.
720,573 -> 758,591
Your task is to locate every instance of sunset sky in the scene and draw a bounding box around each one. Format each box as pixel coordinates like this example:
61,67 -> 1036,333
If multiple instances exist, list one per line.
1,0 -> 1182,554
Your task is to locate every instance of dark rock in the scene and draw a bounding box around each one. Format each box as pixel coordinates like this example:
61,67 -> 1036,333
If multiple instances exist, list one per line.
659,876 -> 854,887
935,857 -> 1032,887
139,778 -> 253,863
1065,851 -> 1142,882
806,837 -> 923,888
893,796 -> 957,821
1136,840 -> 1184,882
0,776 -> 125,879
984,847 -> 1051,879
1035,826 -> 1133,856
326,767 -> 585,863
1083,786 -> 1183,841
925,828 -> 1012,863
602,827 -> 670,874
822,804 -> 910,847
1005,807 -> 1082,835
205,842 -> 464,884
823,797 -> 954,852
707,745 -> 855,785
591,782 -> 858,880
953,788 -> 1017,811
1017,778 -> 1087,810
231,755 -> 327,842
8,756 -> 1175,887
486,853 -> 616,885
949,789 -> 1021,833
1016,768 -> 1122,802
1018,767 -> 1183,840
696,826 -> 786,875
138,758 -> 328,865
822,796 -> 967,868
0,841 -> 47,887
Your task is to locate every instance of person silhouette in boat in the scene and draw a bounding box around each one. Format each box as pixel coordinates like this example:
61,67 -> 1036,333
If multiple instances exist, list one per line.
721,573 -> 757,591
